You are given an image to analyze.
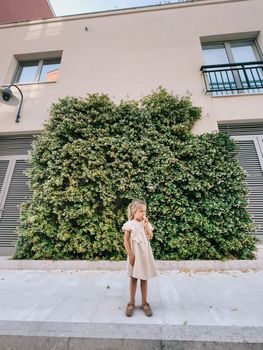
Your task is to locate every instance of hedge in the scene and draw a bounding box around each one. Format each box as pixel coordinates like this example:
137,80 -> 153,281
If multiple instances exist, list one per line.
14,88 -> 257,260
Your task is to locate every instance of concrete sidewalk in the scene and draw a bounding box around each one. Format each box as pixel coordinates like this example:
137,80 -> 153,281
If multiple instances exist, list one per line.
0,268 -> 263,349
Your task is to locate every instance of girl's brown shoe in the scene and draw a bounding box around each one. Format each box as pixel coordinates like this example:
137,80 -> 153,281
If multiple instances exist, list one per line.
141,303 -> 152,317
125,303 -> 135,317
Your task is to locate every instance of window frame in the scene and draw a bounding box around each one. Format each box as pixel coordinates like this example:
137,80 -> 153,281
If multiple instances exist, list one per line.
13,57 -> 61,84
201,39 -> 263,95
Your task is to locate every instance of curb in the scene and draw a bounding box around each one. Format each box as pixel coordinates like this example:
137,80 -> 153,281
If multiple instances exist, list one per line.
0,321 -> 262,350
0,259 -> 262,271
1,245 -> 262,271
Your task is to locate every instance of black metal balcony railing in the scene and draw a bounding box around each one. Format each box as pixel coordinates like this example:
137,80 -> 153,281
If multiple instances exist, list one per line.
200,61 -> 263,93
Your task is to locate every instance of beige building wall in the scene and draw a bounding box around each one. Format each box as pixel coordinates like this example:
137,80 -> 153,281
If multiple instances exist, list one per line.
0,0 -> 262,135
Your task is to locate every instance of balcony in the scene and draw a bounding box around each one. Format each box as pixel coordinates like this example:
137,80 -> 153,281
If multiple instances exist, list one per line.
201,61 -> 263,95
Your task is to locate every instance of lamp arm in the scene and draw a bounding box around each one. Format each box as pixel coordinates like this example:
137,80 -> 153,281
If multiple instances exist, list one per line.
8,84 -> 23,123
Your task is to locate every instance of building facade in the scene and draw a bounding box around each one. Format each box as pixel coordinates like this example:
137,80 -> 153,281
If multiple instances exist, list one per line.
0,0 -> 262,255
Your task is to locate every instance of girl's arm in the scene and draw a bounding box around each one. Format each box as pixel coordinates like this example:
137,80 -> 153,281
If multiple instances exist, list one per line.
123,230 -> 135,266
145,225 -> 153,240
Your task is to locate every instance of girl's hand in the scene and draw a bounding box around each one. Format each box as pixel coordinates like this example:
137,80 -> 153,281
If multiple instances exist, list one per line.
143,215 -> 153,240
143,215 -> 149,228
129,254 -> 135,266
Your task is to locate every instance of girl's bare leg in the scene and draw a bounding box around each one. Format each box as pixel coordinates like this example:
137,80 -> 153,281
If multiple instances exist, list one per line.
140,279 -> 148,305
129,277 -> 137,304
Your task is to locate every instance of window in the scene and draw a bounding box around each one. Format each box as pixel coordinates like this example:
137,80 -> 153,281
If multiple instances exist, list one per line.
14,58 -> 61,84
201,40 -> 263,95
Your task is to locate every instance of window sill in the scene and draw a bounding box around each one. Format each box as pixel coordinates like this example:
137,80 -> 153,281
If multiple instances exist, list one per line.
207,92 -> 263,98
16,81 -> 58,86
2,81 -> 58,87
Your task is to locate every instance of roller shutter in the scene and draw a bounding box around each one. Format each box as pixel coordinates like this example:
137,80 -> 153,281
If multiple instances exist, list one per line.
218,122 -> 263,136
218,123 -> 263,241
0,135 -> 34,156
0,135 -> 34,255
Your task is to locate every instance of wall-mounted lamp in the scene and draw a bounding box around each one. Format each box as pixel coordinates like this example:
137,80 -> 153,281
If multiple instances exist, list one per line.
0,84 -> 24,122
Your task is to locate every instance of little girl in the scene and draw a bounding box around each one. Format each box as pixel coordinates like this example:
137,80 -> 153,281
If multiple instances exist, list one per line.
122,199 -> 157,317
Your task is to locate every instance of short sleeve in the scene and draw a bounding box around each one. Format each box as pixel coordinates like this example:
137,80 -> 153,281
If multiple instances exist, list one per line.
122,221 -> 133,232
148,222 -> 154,230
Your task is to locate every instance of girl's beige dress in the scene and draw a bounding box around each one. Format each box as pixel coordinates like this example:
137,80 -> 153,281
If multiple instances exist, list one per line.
122,219 -> 158,280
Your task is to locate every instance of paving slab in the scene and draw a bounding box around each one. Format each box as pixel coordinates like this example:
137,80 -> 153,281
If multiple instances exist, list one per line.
0,269 -> 262,326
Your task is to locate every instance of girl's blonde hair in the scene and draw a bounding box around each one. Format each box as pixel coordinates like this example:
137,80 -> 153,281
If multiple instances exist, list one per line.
127,200 -> 146,220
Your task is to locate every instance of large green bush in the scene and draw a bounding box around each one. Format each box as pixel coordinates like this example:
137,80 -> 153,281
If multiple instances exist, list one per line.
14,88 -> 257,260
